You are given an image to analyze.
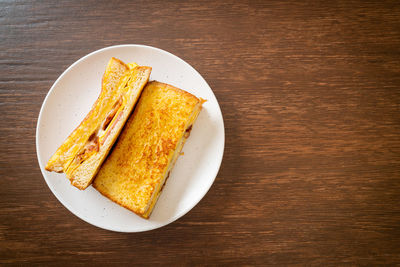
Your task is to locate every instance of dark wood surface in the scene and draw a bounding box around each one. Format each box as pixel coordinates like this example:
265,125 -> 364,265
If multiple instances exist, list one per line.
1,0 -> 400,265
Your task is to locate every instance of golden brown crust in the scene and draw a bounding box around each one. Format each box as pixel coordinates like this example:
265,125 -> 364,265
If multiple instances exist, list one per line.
92,182 -> 148,219
45,58 -> 152,190
45,58 -> 129,172
93,81 -> 203,218
66,66 -> 151,190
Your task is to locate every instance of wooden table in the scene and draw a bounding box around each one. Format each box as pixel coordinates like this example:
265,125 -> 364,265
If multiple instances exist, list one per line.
1,0 -> 399,265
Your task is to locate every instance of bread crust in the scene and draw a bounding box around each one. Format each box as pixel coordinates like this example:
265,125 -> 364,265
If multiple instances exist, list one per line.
93,81 -> 203,218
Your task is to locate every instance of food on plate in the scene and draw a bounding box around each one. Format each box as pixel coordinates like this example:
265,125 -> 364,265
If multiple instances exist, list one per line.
45,58 -> 151,190
93,81 -> 203,218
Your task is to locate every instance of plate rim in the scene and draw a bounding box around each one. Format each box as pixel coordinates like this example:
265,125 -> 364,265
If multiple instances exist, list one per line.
35,44 -> 225,232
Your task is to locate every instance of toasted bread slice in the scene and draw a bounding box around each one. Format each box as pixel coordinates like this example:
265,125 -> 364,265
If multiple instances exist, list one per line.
45,57 -> 128,173
93,81 -> 203,218
45,58 -> 151,190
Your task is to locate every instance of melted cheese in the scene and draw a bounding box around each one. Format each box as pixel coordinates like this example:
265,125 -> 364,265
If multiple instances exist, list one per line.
45,58 -> 129,173
65,64 -> 139,176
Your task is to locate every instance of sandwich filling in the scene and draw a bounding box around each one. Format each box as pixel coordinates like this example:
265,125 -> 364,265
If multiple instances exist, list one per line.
46,58 -> 152,190
65,64 -> 139,176
45,58 -> 129,173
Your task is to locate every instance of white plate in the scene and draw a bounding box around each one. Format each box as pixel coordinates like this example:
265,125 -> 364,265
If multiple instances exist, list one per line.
36,45 -> 225,232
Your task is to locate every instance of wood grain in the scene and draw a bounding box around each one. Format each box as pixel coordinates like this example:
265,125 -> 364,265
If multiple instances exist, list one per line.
1,0 -> 400,265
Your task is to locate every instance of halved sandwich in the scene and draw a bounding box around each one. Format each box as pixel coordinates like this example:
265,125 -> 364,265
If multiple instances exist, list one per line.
93,81 -> 204,218
45,58 -> 151,190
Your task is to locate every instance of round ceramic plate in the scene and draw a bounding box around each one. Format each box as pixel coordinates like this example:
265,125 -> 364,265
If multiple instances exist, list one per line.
36,45 -> 224,232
